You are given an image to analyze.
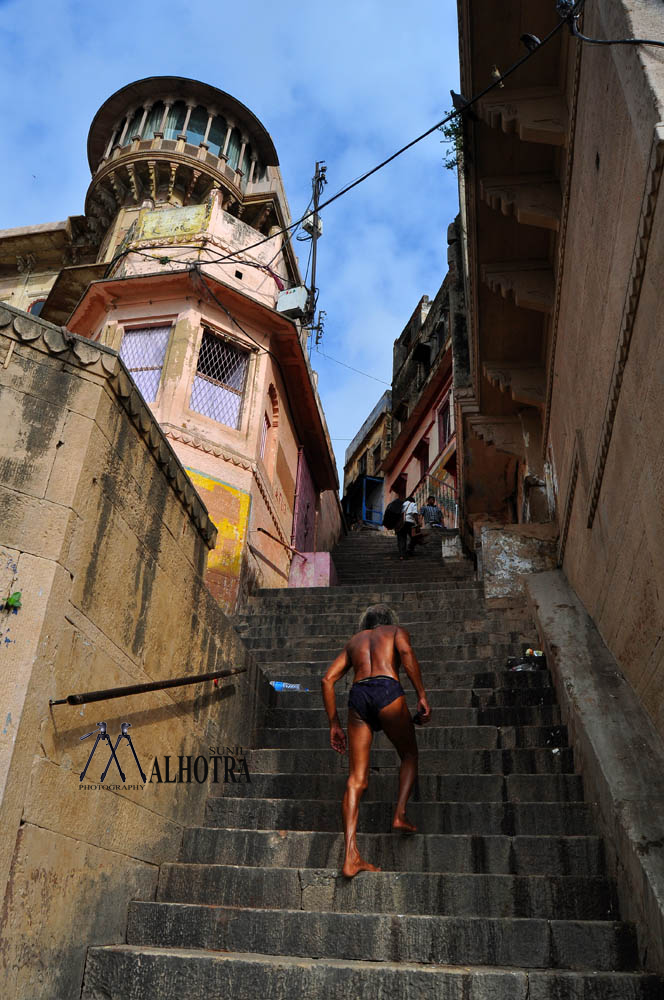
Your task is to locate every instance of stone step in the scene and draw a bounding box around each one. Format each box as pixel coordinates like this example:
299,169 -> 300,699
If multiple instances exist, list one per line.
246,747 -> 575,774
266,683 -> 556,707
211,772 -> 584,803
254,641 -> 526,662
256,723 -> 567,750
253,581 -> 484,599
126,903 -> 637,971
249,584 -> 487,603
261,656 -> 537,674
204,799 -> 595,836
82,946 -> 664,1000
268,670 -> 553,700
157,864 -> 616,919
267,684 -> 559,711
234,612 -> 532,632
243,632 -> 531,651
265,706 -> 562,727
180,829 -> 605,875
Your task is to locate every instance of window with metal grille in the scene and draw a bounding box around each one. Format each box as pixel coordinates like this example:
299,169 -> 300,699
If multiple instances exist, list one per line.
190,329 -> 249,429
260,412 -> 270,459
119,325 -> 171,403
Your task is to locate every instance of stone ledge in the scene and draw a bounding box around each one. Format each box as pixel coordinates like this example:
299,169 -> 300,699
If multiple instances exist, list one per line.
0,303 -> 217,549
525,569 -> 664,973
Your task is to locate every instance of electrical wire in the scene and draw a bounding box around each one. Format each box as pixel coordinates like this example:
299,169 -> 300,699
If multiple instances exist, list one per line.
561,0 -> 664,48
314,348 -> 391,385
570,17 -> 664,48
103,7 -> 577,282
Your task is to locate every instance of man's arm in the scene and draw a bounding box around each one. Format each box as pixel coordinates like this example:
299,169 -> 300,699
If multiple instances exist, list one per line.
321,648 -> 352,753
395,627 -> 431,723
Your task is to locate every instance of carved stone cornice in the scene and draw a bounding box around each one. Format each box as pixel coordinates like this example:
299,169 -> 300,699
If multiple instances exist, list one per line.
587,122 -> 664,528
467,415 -> 525,460
481,262 -> 554,313
483,362 -> 546,409
480,175 -> 561,231
478,88 -> 569,146
0,303 -> 217,548
163,425 -> 253,471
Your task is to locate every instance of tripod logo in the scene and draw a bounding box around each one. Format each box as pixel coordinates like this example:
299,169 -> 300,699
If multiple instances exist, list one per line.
79,722 -> 146,784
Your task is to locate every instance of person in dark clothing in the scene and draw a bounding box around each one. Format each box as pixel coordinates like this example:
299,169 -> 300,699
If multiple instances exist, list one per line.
321,604 -> 431,877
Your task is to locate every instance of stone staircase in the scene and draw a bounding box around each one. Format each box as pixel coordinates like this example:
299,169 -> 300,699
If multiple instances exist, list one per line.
81,532 -> 663,998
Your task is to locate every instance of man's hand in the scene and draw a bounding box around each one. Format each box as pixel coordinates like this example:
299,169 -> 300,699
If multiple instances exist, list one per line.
416,696 -> 432,725
330,722 -> 347,754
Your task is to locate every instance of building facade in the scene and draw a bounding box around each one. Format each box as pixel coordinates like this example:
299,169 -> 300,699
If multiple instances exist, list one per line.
341,390 -> 391,527
455,1 -> 664,734
0,76 -> 342,611
380,223 -> 463,526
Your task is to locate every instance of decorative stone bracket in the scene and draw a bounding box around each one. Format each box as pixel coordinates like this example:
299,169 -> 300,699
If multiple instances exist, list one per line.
481,262 -> 554,313
478,88 -> 568,146
483,362 -> 546,408
468,415 -> 525,460
480,175 -> 561,231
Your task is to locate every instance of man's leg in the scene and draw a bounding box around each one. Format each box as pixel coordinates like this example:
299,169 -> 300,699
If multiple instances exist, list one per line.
342,711 -> 380,877
405,523 -> 415,555
377,696 -> 419,832
396,527 -> 407,560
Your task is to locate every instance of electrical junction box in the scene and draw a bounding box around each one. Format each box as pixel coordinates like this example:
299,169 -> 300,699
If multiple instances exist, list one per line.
276,285 -> 308,319
302,213 -> 323,238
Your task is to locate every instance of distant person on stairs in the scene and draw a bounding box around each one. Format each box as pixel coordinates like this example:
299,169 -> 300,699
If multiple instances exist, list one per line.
321,603 -> 431,877
397,494 -> 419,559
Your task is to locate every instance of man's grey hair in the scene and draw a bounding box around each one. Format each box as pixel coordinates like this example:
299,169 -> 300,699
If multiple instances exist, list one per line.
358,604 -> 399,631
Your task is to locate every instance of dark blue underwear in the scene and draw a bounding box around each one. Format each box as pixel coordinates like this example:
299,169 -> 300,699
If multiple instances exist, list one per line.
348,675 -> 405,731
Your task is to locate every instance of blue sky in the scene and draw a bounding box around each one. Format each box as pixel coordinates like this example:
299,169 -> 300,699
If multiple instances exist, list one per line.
0,0 -> 461,488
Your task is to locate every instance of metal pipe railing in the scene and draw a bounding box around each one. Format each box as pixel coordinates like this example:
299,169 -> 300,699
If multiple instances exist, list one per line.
49,666 -> 247,707
256,526 -> 307,559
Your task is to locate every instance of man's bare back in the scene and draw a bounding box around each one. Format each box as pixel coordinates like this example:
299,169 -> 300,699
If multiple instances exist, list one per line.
321,605 -> 431,877
345,624 -> 405,684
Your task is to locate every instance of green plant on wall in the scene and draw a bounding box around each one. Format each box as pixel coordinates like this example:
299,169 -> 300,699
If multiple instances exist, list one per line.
439,111 -> 465,173
4,591 -> 21,611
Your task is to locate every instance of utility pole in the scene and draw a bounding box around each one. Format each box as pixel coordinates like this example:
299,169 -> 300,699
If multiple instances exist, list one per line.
306,161 -> 326,337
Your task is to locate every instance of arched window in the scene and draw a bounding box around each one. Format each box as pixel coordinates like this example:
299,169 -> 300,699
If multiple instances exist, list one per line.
125,108 -> 144,143
27,298 -> 46,316
207,114 -> 228,157
226,127 -> 242,169
144,101 -> 165,139
164,101 -> 187,141
186,106 -> 208,146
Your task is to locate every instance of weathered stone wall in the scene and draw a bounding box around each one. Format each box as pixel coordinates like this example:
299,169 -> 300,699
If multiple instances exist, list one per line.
0,305 -> 269,999
550,1 -> 664,740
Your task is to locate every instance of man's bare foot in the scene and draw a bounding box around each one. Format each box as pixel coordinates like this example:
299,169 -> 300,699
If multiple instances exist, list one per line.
342,856 -> 382,877
392,814 -> 417,833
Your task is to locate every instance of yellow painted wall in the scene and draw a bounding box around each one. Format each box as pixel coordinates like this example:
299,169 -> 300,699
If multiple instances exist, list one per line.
186,468 -> 251,611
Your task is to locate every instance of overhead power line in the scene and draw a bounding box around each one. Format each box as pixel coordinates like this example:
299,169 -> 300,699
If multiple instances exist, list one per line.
104,5 -> 579,280
314,348 -> 391,385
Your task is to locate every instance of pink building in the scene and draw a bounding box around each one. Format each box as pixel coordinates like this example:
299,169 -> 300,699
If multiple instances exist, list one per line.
0,77 -> 343,610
